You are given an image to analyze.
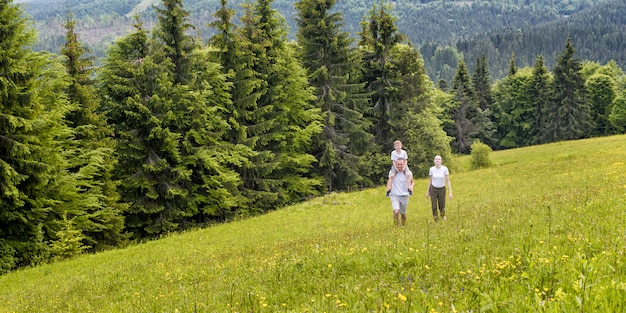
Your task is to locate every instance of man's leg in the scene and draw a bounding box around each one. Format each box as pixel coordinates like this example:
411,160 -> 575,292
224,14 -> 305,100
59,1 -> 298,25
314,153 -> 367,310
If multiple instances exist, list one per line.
399,197 -> 408,226
391,196 -> 401,226
393,210 -> 400,226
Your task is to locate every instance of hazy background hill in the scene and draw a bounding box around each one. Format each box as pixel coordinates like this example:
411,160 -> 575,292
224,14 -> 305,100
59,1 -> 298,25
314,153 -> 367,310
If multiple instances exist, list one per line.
19,0 -> 625,81
448,0 -> 626,80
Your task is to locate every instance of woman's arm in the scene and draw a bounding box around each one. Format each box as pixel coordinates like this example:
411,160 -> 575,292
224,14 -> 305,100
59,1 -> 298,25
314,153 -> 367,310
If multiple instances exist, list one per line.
446,175 -> 453,198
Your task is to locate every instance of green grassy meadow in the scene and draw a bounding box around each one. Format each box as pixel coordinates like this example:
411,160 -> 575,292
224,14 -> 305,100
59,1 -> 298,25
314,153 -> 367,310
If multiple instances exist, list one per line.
1,135 -> 626,312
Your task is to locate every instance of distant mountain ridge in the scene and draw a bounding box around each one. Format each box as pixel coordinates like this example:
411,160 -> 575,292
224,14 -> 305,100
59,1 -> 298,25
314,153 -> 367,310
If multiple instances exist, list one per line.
450,0 -> 626,80
126,0 -> 160,17
18,0 -> 621,81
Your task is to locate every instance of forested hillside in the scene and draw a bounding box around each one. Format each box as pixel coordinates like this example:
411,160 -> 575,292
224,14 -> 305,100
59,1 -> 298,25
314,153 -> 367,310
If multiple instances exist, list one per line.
447,0 -> 626,81
20,0 -> 612,81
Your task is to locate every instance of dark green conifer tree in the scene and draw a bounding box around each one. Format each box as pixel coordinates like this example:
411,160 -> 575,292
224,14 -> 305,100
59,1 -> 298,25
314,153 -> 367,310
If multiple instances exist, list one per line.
529,56 -> 553,145
153,0 -> 196,85
0,0 -> 76,271
359,4 -> 405,149
229,0 -> 322,205
472,54 -> 497,148
267,43 -> 323,202
492,68 -> 534,148
59,12 -> 126,251
154,0 -> 244,224
473,55 -> 493,111
295,0 -> 371,191
546,38 -> 592,142
447,60 -> 481,153
208,0 -> 259,145
98,18 -> 188,239
508,52 -> 517,76
183,47 -> 248,223
207,0 -> 263,215
358,5 -> 450,177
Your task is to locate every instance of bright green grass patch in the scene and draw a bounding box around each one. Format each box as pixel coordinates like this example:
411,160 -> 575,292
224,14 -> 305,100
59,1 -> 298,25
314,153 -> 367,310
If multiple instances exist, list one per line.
1,135 -> 626,312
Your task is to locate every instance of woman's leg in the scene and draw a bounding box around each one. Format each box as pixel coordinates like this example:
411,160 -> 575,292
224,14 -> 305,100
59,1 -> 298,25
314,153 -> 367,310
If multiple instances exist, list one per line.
438,187 -> 446,219
429,186 -> 439,220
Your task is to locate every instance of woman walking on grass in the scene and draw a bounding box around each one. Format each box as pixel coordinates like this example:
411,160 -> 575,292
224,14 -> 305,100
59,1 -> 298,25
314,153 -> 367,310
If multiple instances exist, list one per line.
426,155 -> 452,222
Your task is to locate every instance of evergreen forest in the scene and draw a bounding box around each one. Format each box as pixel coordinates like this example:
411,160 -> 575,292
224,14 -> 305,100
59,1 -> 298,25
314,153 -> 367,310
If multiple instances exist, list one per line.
2,0 -> 626,273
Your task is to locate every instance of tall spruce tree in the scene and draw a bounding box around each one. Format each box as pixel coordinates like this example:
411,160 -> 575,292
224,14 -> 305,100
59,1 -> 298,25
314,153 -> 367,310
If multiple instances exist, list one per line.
359,4 -> 405,149
295,0 -> 371,191
508,52 -> 517,76
183,47 -> 248,223
101,2 -> 244,236
60,12 -> 125,251
447,60 -> 481,154
241,0 -> 283,206
529,55 -> 553,145
472,54 -> 497,148
0,0 -> 77,271
153,0 -> 244,224
153,0 -> 196,85
267,43 -> 323,202
473,55 -> 493,111
208,0 -> 259,145
218,3 -> 277,211
205,0 -> 259,215
98,18 -> 188,239
225,0 -> 322,206
546,38 -> 592,142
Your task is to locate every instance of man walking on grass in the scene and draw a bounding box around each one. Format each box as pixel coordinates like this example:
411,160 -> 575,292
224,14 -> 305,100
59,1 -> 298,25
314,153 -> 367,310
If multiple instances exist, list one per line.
388,158 -> 414,226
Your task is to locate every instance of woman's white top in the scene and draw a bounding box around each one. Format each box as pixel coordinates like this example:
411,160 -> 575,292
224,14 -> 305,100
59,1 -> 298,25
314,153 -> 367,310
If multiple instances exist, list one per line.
429,165 -> 449,188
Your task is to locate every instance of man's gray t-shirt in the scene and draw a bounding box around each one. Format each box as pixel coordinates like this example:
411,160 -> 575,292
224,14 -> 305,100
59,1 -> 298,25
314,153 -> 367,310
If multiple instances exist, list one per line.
390,170 -> 411,197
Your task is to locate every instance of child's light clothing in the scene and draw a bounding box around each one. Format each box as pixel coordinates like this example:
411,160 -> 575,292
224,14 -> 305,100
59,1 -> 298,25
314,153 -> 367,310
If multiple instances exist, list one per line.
391,149 -> 408,162
390,149 -> 410,174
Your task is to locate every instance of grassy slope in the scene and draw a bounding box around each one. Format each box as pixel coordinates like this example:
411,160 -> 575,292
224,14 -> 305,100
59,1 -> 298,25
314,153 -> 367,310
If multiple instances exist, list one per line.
1,135 -> 626,312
